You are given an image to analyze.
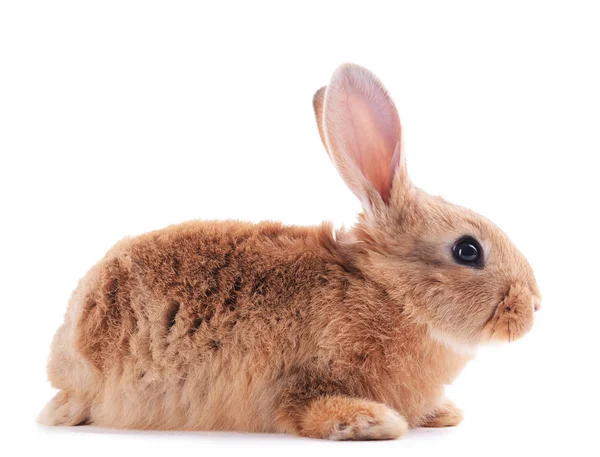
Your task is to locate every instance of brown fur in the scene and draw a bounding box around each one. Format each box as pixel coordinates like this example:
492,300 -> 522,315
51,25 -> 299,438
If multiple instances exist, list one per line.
40,64 -> 540,440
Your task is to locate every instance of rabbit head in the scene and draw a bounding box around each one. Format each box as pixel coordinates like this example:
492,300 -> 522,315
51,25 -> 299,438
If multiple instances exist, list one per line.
313,64 -> 541,349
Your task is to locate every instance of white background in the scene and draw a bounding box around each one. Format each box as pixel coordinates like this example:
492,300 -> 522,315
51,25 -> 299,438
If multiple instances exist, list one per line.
1,1 -> 599,456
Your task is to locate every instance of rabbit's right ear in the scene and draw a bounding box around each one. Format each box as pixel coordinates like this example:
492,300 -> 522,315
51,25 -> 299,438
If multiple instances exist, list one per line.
320,64 -> 405,209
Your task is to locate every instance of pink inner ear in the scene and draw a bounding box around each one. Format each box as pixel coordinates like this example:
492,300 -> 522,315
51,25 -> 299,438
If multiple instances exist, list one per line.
326,67 -> 401,204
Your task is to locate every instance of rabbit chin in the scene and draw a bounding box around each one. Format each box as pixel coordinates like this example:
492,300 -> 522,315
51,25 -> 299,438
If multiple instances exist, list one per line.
480,282 -> 537,344
427,284 -> 537,351
427,311 -> 532,354
427,326 -> 478,355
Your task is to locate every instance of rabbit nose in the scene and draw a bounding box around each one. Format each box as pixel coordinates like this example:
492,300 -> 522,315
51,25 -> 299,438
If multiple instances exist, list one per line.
534,301 -> 541,312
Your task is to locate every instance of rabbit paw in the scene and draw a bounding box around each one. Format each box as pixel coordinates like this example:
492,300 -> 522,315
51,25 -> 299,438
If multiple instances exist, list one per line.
38,390 -> 90,426
420,399 -> 463,428
299,396 -> 408,440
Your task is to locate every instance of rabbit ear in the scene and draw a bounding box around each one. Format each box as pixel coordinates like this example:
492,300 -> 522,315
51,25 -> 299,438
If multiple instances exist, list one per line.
312,86 -> 329,154
322,64 -> 403,207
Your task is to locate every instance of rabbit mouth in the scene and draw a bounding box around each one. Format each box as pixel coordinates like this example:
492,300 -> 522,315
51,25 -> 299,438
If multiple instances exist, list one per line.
481,283 -> 536,344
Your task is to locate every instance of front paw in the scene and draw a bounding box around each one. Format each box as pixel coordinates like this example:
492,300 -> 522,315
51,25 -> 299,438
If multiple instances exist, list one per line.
420,399 -> 464,428
300,396 -> 408,440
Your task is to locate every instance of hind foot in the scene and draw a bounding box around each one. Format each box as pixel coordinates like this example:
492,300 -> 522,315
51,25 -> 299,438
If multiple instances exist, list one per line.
38,391 -> 90,426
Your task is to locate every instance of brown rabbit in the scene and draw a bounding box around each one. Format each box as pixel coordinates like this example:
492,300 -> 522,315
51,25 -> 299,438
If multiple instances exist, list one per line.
39,63 -> 541,440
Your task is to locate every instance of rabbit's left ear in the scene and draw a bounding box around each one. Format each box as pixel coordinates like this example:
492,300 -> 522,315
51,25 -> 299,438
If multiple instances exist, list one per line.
319,64 -> 404,208
312,86 -> 328,154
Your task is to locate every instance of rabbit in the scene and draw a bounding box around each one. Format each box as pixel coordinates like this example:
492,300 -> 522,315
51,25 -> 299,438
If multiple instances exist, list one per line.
39,63 -> 541,440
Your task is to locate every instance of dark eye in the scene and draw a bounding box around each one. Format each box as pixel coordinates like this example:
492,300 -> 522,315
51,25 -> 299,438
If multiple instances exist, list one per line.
452,236 -> 483,268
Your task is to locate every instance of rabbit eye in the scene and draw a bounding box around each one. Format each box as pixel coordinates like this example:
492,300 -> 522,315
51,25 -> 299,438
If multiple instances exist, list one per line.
452,236 -> 483,268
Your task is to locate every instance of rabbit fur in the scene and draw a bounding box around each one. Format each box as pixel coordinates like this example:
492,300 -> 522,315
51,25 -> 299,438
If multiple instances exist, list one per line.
39,63 -> 540,440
